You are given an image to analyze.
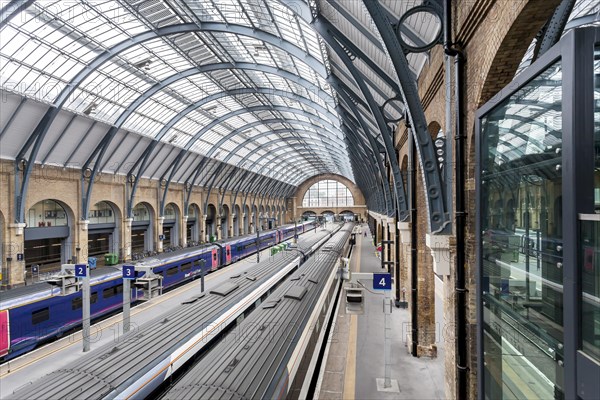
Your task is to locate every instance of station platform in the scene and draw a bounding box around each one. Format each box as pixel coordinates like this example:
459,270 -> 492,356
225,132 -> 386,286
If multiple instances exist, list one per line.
316,224 -> 445,400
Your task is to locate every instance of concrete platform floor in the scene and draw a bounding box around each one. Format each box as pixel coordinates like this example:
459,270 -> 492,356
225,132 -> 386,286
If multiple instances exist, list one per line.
316,224 -> 445,400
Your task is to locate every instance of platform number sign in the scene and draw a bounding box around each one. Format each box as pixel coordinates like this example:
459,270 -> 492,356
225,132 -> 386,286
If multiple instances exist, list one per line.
373,273 -> 391,290
123,265 -> 135,280
75,264 -> 87,278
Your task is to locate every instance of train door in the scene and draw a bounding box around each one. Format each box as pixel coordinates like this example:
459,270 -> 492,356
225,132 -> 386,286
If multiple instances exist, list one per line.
225,245 -> 231,264
211,248 -> 218,271
276,230 -> 280,244
0,310 -> 9,357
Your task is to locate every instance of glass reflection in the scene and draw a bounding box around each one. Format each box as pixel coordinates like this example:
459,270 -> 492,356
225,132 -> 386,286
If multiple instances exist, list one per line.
481,61 -> 564,399
579,47 -> 600,362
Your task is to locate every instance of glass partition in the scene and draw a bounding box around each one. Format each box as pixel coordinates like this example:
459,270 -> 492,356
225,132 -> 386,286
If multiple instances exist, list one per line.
581,47 -> 600,363
580,215 -> 600,362
480,60 -> 564,399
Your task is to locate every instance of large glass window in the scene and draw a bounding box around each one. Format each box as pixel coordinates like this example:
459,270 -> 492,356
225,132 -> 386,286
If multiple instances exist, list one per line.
480,61 -> 564,399
132,203 -> 150,222
88,201 -> 115,224
579,47 -> 600,363
301,180 -> 354,208
27,200 -> 68,227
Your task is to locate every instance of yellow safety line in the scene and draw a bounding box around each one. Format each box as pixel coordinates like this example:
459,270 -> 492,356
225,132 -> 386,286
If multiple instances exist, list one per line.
343,230 -> 362,400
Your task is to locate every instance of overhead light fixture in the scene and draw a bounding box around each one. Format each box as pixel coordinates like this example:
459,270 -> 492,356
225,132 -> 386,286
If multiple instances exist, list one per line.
168,134 -> 178,144
83,103 -> 98,116
134,58 -> 153,70
204,105 -> 217,113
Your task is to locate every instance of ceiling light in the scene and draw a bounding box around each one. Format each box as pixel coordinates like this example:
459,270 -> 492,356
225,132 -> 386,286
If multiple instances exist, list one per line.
83,103 -> 98,116
134,58 -> 153,70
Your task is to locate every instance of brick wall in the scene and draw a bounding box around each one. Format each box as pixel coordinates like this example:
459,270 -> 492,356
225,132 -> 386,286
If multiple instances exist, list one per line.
397,0 -> 561,398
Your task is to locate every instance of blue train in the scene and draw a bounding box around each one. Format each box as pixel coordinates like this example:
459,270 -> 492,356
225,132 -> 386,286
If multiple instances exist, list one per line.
0,221 -> 316,361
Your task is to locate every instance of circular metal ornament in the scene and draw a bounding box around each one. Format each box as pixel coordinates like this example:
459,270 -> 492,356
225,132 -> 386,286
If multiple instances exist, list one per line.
381,97 -> 405,124
396,5 -> 443,53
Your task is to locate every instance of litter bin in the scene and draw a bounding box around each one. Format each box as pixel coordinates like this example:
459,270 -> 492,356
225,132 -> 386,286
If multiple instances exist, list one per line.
104,253 -> 118,266
209,235 -> 216,243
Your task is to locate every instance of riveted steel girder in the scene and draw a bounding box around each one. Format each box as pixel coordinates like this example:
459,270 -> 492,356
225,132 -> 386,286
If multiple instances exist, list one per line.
363,0 -> 449,232
335,84 -> 394,216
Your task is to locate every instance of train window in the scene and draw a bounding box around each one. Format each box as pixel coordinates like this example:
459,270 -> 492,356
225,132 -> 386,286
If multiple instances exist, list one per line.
236,246 -> 242,252
103,284 -> 124,299
32,308 -> 49,325
91,292 -> 98,304
72,297 -> 82,310
181,262 -> 192,272
103,287 -> 113,299
213,253 -> 217,261
226,248 -> 230,256
167,266 -> 179,277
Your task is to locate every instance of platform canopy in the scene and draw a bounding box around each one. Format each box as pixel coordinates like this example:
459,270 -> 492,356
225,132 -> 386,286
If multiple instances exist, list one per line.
0,0 -> 440,212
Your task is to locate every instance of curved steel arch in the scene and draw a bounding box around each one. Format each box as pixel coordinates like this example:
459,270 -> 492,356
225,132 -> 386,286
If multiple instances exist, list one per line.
209,131 -> 349,201
230,148 -> 340,211
336,88 -> 394,216
119,87 -> 344,215
85,61 -> 338,187
157,103 -> 349,215
190,118 -> 343,168
277,0 -> 418,221
214,131 -> 349,192
134,100 -> 344,218
181,117 -> 344,210
14,21 -> 332,222
363,0 -> 450,231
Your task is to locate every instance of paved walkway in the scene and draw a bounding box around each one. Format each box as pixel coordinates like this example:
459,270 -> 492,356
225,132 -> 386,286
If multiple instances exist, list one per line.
317,224 -> 445,400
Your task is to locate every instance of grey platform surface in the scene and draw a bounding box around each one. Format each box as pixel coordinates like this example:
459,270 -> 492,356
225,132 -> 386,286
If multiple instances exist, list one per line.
318,224 -> 445,400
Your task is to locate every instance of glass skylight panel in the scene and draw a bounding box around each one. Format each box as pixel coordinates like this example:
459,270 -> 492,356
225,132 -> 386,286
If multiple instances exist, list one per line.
187,0 -> 226,22
145,91 -> 187,112
190,139 -> 215,154
214,0 -> 251,25
174,116 -> 205,135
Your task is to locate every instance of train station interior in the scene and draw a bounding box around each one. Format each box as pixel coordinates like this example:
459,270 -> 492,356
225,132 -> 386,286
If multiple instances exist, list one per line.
0,0 -> 599,399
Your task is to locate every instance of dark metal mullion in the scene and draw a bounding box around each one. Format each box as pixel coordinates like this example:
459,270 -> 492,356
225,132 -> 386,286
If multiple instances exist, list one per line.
562,27 -> 595,400
363,0 -> 448,231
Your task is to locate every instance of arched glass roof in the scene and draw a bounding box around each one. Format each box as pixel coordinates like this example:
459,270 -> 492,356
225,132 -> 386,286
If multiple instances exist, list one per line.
0,0 -> 436,201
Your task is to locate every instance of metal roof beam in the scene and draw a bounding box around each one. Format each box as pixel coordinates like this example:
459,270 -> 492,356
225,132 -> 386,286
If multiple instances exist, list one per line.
364,0 -> 449,231
13,21 -> 332,222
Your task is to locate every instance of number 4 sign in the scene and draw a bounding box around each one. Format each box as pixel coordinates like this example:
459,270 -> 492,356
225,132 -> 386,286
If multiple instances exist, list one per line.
373,273 -> 391,290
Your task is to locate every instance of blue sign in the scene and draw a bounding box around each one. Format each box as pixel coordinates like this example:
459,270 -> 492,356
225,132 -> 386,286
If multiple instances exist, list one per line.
123,265 -> 135,280
17,253 -> 23,261
88,257 -> 97,269
75,264 -> 87,278
373,273 -> 392,290
159,234 -> 165,240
